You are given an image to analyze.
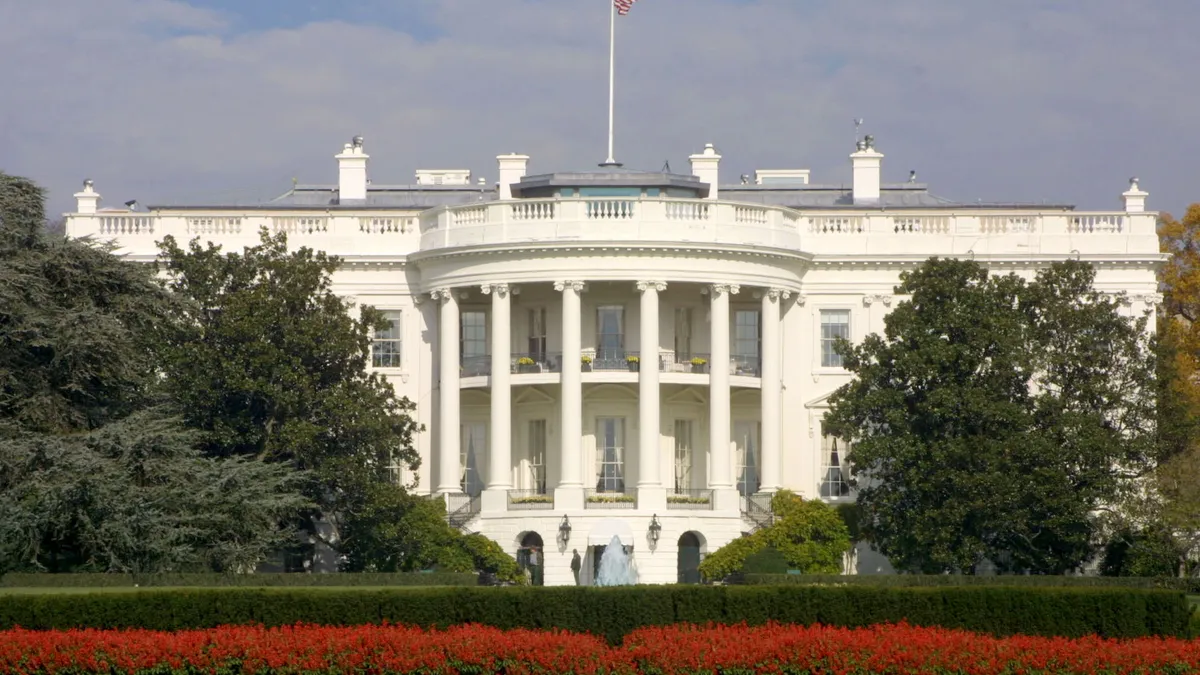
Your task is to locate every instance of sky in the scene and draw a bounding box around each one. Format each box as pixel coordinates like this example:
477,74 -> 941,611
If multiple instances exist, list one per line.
2,0 -> 1198,217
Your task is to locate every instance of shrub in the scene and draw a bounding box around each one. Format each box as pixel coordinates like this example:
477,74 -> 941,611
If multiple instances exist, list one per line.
0,585 -> 1186,641
0,572 -> 476,588
699,492 -> 850,581
741,547 -> 789,574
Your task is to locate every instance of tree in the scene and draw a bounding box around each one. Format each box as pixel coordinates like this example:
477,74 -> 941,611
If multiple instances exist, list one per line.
0,172 -> 308,572
824,258 -> 1157,574
0,172 -> 178,434
698,492 -> 851,580
337,482 -> 522,583
0,409 -> 309,573
155,230 -> 423,557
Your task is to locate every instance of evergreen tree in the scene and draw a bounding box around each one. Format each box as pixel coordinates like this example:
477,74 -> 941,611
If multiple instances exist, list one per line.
0,172 -> 307,572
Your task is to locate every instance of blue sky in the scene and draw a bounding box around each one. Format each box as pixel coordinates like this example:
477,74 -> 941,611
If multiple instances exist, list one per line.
1,0 -> 1197,217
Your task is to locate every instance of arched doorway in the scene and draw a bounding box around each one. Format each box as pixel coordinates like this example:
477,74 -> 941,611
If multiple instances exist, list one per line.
677,532 -> 702,584
516,532 -> 544,586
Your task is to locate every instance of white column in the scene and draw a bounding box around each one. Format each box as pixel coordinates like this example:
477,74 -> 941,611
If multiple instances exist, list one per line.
485,283 -> 512,490
759,287 -> 787,493
556,281 -> 585,492
637,281 -> 665,489
434,288 -> 461,494
708,283 -> 738,490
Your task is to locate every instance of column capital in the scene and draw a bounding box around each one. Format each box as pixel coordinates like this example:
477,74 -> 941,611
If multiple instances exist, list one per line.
795,294 -> 808,306
480,282 -> 514,297
635,280 -> 667,293
862,294 -> 892,307
766,287 -> 792,301
554,280 -> 586,293
708,283 -> 740,297
430,287 -> 453,302
1134,292 -> 1164,307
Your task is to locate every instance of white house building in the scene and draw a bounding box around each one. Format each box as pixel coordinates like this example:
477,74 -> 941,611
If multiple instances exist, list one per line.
65,134 -> 1162,584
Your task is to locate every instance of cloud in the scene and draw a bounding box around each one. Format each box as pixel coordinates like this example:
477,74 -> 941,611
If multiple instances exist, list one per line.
1,0 -> 1197,216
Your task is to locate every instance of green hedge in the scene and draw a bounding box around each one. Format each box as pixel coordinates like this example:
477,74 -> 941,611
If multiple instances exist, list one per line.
0,586 -> 1187,642
0,573 -> 477,588
744,573 -> 1200,592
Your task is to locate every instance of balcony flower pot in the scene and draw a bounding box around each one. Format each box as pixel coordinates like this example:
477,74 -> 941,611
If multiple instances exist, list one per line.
690,358 -> 707,374
581,356 -> 593,372
626,356 -> 640,372
516,356 -> 537,374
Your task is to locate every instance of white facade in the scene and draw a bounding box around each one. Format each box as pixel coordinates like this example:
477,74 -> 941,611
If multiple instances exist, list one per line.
65,136 -> 1163,584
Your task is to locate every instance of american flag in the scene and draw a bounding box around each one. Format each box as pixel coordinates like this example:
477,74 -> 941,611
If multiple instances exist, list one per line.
615,0 -> 637,16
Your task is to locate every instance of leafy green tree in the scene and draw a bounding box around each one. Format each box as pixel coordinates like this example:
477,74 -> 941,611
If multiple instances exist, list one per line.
824,258 -> 1158,574
0,172 -> 307,572
155,230 -> 423,556
337,482 -> 521,583
0,410 -> 309,573
699,492 -> 851,580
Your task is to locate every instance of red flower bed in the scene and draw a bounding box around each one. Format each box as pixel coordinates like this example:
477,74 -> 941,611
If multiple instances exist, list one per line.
1,622 -> 1197,674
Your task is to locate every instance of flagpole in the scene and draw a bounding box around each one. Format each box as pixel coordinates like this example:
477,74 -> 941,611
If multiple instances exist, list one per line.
603,0 -> 618,166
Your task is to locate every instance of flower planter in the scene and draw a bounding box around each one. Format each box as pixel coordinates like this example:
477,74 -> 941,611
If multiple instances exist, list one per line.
627,362 -> 639,372
691,364 -> 706,373
518,364 -> 538,374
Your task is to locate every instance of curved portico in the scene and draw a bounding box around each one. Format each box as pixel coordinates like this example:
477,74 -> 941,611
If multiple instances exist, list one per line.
417,168 -> 803,520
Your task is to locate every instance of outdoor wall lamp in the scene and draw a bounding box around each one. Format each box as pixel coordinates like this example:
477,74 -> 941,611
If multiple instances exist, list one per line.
648,514 -> 662,544
558,515 -> 572,544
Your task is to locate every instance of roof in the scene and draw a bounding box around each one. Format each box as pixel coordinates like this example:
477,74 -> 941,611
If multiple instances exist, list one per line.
148,178 -> 1073,212
150,184 -> 498,211
512,169 -> 709,197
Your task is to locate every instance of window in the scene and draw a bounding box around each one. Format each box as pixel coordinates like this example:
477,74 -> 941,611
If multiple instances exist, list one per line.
820,309 -> 851,368
528,307 -> 547,362
820,433 -> 852,498
461,422 -> 486,497
372,311 -> 403,368
529,419 -> 547,494
595,417 -> 626,493
674,307 -> 693,360
734,421 -> 760,497
733,309 -> 761,375
673,420 -> 694,493
461,310 -> 488,376
596,305 -> 625,368
734,422 -> 759,497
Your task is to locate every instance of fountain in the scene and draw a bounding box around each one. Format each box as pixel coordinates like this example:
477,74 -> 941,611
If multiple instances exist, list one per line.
595,534 -> 638,586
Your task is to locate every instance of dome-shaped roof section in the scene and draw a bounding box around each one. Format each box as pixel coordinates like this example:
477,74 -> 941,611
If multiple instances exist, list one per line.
512,167 -> 710,199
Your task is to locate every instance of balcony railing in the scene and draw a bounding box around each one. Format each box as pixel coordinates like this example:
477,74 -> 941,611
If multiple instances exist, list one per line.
661,352 -> 711,374
461,355 -> 491,378
667,489 -> 715,510
584,349 -> 641,372
512,352 -> 561,374
731,354 -> 761,377
507,489 -> 554,510
585,488 -> 637,509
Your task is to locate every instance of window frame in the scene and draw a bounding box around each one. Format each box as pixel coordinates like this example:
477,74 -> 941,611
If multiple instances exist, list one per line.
371,309 -> 404,370
817,307 -> 853,370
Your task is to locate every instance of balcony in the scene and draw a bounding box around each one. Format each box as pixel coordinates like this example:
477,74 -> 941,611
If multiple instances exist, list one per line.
507,490 -> 554,510
420,197 -> 803,252
585,489 -> 637,509
667,489 -> 715,510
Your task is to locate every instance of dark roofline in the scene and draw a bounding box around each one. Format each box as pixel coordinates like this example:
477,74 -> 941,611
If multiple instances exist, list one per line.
513,170 -> 709,197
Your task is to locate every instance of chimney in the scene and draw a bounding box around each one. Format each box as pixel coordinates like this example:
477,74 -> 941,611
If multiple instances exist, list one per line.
74,179 -> 100,214
497,153 -> 529,200
689,143 -> 721,200
336,135 -> 369,202
1122,177 -> 1148,213
850,135 -> 883,205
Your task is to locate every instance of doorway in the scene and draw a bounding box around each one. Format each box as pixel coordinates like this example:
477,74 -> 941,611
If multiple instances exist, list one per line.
516,532 -> 544,586
677,532 -> 702,584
